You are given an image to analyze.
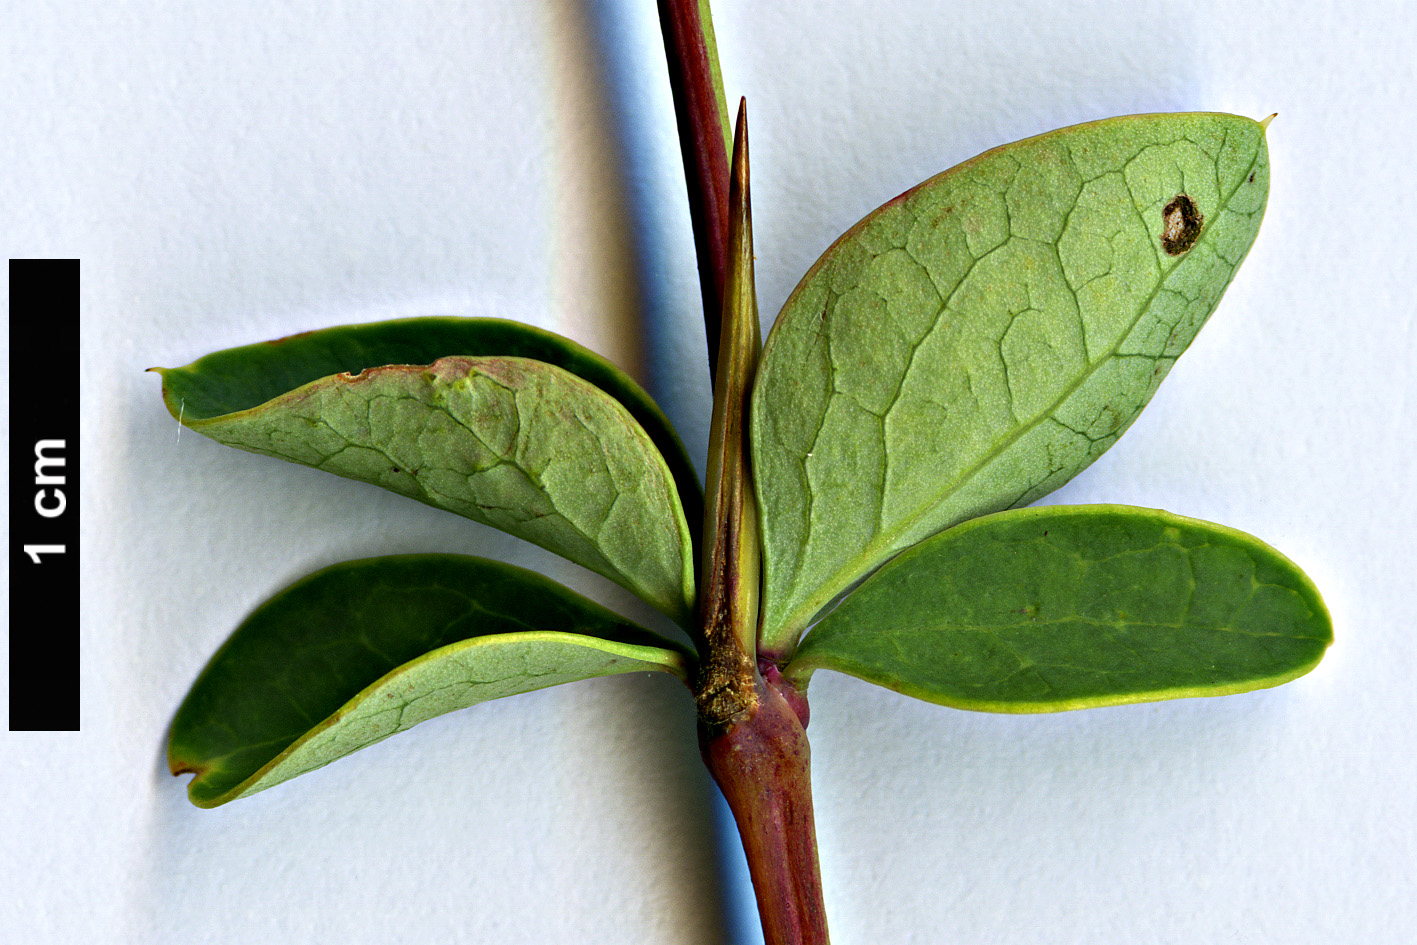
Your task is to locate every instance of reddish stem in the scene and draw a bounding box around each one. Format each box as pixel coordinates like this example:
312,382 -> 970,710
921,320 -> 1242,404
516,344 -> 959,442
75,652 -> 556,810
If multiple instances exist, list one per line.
656,0 -> 731,381
657,5 -> 831,941
699,667 -> 829,945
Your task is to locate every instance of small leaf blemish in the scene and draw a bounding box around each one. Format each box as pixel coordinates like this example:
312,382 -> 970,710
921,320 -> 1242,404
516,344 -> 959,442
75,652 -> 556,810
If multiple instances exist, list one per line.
1160,194 -> 1203,256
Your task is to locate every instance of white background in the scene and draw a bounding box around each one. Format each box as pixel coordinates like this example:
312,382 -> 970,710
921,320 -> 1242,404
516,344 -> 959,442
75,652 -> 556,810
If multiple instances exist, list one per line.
4,0 -> 1413,942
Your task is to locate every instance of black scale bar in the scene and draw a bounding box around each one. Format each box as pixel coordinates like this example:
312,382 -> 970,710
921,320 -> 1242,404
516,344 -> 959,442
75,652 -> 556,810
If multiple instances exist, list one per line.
9,259 -> 80,731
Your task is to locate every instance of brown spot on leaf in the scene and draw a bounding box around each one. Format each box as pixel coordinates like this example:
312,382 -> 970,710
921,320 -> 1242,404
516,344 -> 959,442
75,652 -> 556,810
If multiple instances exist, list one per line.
263,329 -> 316,346
169,757 -> 207,777
1161,194 -> 1203,256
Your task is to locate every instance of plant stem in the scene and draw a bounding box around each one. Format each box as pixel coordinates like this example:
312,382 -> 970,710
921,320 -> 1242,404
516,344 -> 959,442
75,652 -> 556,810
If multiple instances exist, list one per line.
667,20 -> 833,942
699,663 -> 828,945
656,0 -> 733,382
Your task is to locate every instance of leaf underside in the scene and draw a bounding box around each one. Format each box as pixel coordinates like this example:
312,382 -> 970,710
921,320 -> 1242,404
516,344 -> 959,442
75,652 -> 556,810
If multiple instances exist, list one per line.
161,353 -> 697,625
154,316 -> 702,532
752,113 -> 1271,651
168,555 -> 693,808
786,505 -> 1330,712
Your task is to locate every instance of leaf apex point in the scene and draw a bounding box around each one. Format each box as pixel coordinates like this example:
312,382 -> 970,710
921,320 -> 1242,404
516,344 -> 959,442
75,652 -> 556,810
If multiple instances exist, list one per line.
168,757 -> 204,778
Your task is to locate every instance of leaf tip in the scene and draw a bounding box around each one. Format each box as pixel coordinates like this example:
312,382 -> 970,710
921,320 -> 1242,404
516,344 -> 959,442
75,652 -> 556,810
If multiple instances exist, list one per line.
167,747 -> 205,779
731,97 -> 749,190
169,754 -> 241,808
1260,112 -> 1277,130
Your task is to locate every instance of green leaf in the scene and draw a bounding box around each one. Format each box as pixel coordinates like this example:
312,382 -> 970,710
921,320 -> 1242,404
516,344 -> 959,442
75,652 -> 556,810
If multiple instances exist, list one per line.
153,315 -> 703,551
168,555 -> 694,808
159,353 -> 696,624
752,113 -> 1271,650
785,505 -> 1330,712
